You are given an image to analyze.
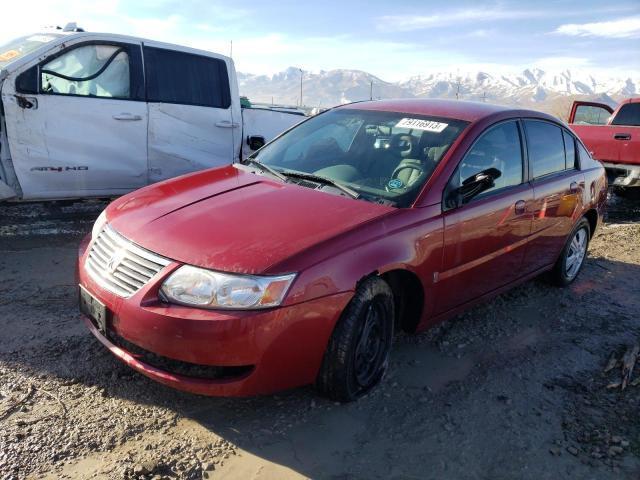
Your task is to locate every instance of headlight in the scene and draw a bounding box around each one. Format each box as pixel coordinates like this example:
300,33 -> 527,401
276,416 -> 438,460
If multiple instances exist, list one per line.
160,265 -> 296,310
92,210 -> 107,240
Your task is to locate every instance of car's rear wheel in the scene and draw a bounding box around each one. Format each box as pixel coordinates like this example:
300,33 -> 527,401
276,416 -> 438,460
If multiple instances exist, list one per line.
316,276 -> 394,402
551,217 -> 590,286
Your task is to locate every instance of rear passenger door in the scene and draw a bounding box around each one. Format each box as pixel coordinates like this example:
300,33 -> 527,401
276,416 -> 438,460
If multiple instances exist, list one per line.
144,46 -> 236,182
436,120 -> 533,314
524,120 -> 584,272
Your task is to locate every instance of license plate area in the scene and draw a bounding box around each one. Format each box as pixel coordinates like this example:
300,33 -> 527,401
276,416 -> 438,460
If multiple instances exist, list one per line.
79,285 -> 110,335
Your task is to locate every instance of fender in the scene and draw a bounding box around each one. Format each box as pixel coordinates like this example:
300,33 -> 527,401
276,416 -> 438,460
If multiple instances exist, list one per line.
277,204 -> 444,322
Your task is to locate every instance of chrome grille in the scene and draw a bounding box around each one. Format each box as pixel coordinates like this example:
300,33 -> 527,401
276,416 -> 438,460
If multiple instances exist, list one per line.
85,225 -> 170,297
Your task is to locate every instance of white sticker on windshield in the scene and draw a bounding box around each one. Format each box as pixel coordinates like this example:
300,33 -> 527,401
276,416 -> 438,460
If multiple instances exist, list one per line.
26,35 -> 56,43
395,118 -> 448,132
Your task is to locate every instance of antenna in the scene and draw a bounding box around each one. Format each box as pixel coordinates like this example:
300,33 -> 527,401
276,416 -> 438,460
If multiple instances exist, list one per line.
299,68 -> 304,107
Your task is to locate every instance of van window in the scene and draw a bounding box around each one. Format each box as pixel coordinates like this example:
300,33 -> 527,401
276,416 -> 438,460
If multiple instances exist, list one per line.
454,120 -> 523,197
41,44 -> 130,98
144,47 -> 231,108
525,120 -> 566,179
611,103 -> 640,126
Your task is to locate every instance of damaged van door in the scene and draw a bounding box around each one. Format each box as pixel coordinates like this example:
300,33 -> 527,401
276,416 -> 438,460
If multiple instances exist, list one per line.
1,39 -> 147,200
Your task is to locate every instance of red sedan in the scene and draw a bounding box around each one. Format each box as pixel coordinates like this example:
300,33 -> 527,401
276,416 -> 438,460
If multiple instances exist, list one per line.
78,99 -> 607,401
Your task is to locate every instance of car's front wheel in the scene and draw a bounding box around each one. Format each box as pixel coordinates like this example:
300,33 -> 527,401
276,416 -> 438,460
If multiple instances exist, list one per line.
551,217 -> 591,286
316,276 -> 394,402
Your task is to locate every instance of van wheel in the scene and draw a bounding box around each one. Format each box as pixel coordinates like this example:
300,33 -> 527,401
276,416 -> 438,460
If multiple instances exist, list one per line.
316,277 -> 394,402
551,218 -> 590,286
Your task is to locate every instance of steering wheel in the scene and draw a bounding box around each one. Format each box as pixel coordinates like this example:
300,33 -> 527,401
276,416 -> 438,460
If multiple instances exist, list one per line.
385,162 -> 425,192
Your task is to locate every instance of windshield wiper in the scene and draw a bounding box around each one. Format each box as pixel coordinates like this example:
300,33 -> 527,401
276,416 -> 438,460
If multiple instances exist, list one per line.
280,170 -> 360,199
242,158 -> 288,182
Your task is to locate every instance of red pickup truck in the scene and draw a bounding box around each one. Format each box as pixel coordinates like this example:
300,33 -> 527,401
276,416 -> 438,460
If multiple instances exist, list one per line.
568,98 -> 640,189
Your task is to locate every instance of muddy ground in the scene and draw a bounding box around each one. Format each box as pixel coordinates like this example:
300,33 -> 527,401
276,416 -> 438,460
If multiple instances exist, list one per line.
0,193 -> 639,480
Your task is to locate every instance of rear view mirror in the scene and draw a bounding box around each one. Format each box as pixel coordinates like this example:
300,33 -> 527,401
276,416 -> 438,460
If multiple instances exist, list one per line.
247,135 -> 265,151
16,65 -> 38,94
451,167 -> 502,207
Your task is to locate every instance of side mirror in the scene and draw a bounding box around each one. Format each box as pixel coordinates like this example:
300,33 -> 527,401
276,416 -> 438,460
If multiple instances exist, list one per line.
449,168 -> 502,207
247,135 -> 265,151
16,65 -> 38,94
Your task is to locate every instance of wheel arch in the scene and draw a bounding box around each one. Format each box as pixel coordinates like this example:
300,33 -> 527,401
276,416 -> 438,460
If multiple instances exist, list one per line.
583,208 -> 598,238
357,268 -> 425,334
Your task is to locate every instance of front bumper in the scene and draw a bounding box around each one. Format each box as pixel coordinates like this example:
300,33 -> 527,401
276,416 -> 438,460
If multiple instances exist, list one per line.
602,162 -> 640,188
77,235 -> 352,396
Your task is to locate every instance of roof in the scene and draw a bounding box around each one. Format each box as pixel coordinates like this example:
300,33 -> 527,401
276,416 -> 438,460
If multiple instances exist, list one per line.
340,98 -> 551,123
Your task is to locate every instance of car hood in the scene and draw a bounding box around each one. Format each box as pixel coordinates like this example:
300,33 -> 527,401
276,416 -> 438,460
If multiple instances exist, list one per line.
107,165 -> 394,274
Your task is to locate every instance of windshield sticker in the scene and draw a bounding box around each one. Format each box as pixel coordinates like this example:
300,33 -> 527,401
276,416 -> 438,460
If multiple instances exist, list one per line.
388,178 -> 404,190
26,35 -> 56,43
395,118 -> 448,133
0,50 -> 19,62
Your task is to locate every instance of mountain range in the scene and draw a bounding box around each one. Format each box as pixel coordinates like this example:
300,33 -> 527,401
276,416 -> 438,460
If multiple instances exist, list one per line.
237,67 -> 639,118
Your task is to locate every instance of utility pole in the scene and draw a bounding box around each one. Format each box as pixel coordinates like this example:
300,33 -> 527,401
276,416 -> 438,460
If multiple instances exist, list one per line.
370,80 -> 373,101
482,91 -> 487,102
230,40 -> 233,59
299,68 -> 303,107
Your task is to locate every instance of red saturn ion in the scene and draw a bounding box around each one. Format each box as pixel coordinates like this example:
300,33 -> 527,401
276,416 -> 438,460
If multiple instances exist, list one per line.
78,99 -> 606,401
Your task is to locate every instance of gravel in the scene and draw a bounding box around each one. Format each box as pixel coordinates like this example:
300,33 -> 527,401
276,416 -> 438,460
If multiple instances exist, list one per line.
1,192 -> 639,479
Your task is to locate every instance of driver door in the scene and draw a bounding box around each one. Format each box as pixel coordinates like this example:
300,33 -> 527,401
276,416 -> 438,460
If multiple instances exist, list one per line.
435,120 -> 533,314
3,39 -> 147,199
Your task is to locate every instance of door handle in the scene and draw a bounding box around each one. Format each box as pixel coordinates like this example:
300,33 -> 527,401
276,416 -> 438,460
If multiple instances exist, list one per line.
215,121 -> 240,128
112,113 -> 142,121
569,181 -> 580,193
614,133 -> 631,141
514,200 -> 526,215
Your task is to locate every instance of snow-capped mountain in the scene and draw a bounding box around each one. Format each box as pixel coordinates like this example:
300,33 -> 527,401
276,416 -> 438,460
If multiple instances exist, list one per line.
238,67 -> 412,107
399,68 -> 638,103
238,67 -> 639,114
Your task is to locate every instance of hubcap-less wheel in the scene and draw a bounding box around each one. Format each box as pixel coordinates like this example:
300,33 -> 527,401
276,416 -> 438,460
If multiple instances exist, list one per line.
354,299 -> 386,388
565,227 -> 587,279
316,276 -> 394,402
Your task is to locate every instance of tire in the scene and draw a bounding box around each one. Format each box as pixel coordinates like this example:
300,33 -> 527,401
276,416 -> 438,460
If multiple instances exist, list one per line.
550,217 -> 591,287
316,276 -> 395,402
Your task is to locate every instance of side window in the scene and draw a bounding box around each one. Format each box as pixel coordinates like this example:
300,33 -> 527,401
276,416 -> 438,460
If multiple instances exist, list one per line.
611,104 -> 640,127
525,120 -> 566,179
577,141 -> 600,169
144,47 -> 231,108
453,120 -> 523,197
41,44 -> 130,98
563,130 -> 576,170
573,105 -> 611,125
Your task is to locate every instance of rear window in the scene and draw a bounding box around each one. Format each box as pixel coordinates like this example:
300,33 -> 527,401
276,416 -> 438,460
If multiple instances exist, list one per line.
525,120 -> 566,179
143,47 -> 231,108
611,103 -> 640,127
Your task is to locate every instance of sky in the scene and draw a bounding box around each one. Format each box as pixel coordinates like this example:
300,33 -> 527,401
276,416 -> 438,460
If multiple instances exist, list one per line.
0,0 -> 639,81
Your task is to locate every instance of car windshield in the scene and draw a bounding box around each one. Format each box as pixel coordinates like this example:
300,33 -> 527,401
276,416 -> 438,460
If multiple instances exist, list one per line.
254,108 -> 468,207
0,34 -> 61,70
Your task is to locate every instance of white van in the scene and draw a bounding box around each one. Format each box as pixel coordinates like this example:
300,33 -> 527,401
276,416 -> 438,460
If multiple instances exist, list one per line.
0,29 -> 303,201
